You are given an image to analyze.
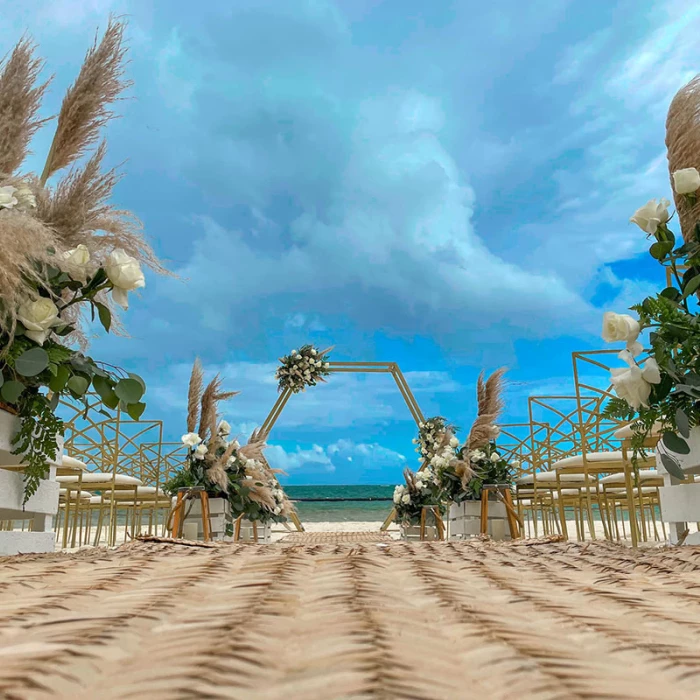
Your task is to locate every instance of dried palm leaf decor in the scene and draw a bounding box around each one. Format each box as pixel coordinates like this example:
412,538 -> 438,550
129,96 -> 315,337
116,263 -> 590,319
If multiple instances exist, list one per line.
666,73 -> 700,241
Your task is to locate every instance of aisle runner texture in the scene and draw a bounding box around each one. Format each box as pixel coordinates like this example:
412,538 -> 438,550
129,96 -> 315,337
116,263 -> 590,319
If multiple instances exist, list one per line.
2,539 -> 700,699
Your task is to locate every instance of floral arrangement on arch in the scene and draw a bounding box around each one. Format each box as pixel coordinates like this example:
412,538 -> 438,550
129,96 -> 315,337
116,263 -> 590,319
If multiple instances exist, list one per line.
413,416 -> 458,463
392,466 -> 445,526
275,344 -> 332,394
0,18 -> 166,499
164,360 -> 295,528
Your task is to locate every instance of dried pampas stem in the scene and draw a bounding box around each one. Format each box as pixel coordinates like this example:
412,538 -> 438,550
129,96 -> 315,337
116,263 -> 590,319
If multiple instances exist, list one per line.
465,367 -> 507,452
0,37 -> 52,174
198,375 -> 221,440
187,359 -> 203,433
666,73 -> 700,241
40,15 -> 131,185
0,209 -> 59,343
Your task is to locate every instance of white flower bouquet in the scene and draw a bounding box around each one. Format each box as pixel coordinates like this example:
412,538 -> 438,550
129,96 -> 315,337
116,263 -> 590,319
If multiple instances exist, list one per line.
275,344 -> 332,394
393,466 -> 446,525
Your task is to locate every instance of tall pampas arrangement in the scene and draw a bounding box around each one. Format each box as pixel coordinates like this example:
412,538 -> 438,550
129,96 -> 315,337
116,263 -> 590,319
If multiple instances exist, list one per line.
465,368 -> 507,453
666,74 -> 700,242
0,15 -> 166,342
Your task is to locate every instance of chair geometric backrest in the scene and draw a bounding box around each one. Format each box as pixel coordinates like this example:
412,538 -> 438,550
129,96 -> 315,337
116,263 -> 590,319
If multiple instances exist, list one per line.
498,422 -> 549,479
527,395 -> 586,469
60,396 -> 163,478
139,442 -> 188,487
571,349 -> 627,456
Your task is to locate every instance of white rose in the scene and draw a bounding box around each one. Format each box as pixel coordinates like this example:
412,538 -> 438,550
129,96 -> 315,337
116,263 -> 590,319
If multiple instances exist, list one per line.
511,459 -> 521,468
419,423 -> 424,429
14,184 -> 36,209
490,452 -> 501,463
194,444 -> 208,460
17,298 -> 61,345
449,436 -> 459,448
61,245 -> 91,282
629,198 -> 670,234
273,506 -> 282,515
672,168 -> 700,195
0,185 -> 18,209
226,456 -> 236,467
610,352 -> 661,410
324,362 -> 330,368
602,312 -> 640,344
217,420 -> 231,436
311,348 -> 317,355
105,250 -> 145,310
401,494 -> 411,504
181,432 -> 202,447
490,425 -> 501,438
290,349 -> 297,355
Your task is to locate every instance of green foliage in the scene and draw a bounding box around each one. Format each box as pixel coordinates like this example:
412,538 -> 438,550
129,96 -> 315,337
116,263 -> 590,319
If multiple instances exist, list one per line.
12,391 -> 64,502
0,262 -> 148,502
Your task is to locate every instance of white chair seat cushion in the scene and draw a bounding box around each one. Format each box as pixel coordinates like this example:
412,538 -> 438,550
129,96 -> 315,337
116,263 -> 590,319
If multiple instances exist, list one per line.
518,499 -> 532,507
59,489 -> 92,499
600,469 -> 659,485
553,487 -> 600,498
56,473 -> 142,486
516,470 -> 594,485
605,486 -> 658,495
552,451 -> 624,470
99,486 -> 168,501
61,455 -> 87,471
613,421 -> 663,439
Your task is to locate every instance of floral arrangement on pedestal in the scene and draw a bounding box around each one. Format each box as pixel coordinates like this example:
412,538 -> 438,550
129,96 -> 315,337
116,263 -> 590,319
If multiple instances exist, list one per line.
393,466 -> 445,526
275,344 -> 332,393
164,360 -> 295,530
0,19 -> 165,499
602,174 -> 700,478
438,369 -> 512,502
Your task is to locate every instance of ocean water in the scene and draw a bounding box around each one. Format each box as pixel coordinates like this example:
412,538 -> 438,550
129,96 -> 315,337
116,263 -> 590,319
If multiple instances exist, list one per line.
284,485 -> 395,522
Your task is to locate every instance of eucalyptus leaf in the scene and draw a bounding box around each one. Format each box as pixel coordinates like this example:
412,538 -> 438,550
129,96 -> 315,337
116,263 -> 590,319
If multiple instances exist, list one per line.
660,286 -> 682,302
1,380 -> 25,404
675,407 -> 690,438
48,365 -> 71,394
0,373 -> 4,388
114,378 -> 144,404
126,401 -> 146,421
128,373 -> 146,391
67,375 -> 90,397
93,374 -> 119,410
660,453 -> 687,480
14,348 -> 50,377
95,302 -> 112,333
662,431 -> 691,455
48,392 -> 59,411
683,274 -> 700,299
70,354 -> 94,375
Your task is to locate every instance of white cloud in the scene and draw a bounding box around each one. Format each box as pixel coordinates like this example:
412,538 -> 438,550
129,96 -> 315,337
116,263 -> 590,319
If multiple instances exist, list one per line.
266,438 -> 406,476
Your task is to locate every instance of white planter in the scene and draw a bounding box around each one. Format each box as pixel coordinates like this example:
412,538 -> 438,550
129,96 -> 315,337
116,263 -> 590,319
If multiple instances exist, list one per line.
656,426 -> 700,544
0,408 -> 62,556
232,519 -> 271,543
448,499 -> 510,541
656,425 -> 700,476
174,496 -> 233,541
400,524 -> 440,541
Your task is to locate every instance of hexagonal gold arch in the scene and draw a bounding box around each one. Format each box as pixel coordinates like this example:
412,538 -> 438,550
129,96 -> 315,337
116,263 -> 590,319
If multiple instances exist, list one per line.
259,361 -> 429,531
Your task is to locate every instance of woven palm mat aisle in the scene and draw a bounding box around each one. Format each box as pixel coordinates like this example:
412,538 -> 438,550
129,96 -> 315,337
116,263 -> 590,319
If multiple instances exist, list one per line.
4,540 -> 700,699
279,530 -> 393,544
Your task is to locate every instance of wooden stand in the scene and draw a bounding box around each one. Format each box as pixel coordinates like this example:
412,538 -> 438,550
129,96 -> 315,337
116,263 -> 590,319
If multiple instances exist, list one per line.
420,506 -> 445,541
480,485 -> 521,539
170,487 -> 212,542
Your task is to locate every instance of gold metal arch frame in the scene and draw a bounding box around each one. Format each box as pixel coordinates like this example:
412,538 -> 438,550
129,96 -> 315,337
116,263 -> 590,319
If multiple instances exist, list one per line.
259,361 -> 427,532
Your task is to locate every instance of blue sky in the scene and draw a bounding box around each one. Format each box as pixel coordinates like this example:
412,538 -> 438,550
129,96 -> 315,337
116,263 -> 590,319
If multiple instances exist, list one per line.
4,0 -> 699,484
